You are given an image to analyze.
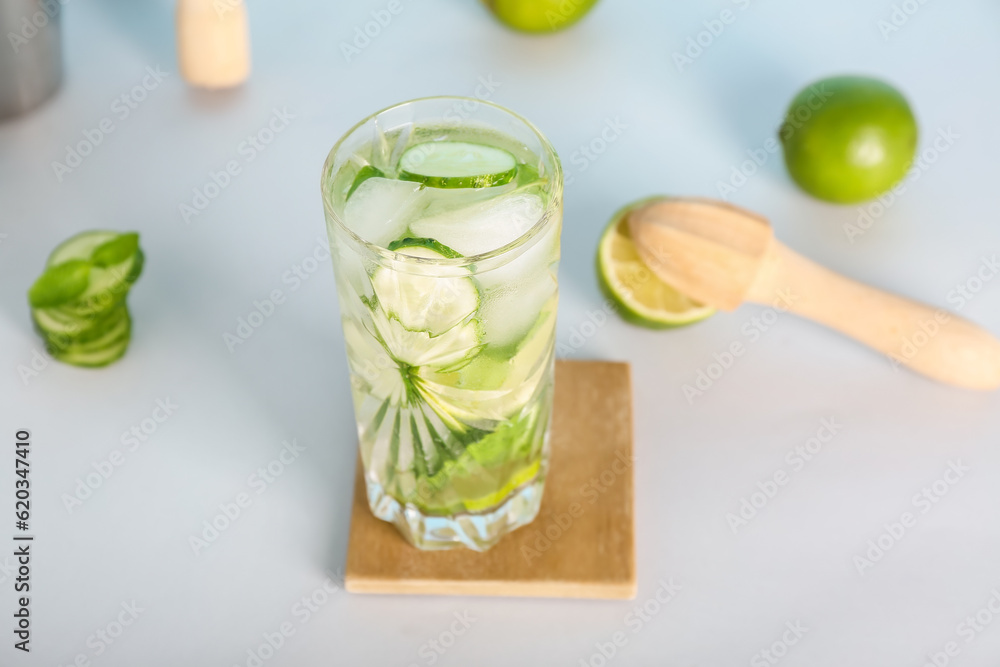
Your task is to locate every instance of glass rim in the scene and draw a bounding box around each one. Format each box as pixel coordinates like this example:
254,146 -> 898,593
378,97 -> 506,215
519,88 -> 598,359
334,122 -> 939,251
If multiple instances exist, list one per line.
321,95 -> 563,269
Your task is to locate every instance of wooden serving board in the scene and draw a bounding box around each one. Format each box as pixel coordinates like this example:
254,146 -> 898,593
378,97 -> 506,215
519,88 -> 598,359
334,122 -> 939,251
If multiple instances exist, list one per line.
344,360 -> 636,599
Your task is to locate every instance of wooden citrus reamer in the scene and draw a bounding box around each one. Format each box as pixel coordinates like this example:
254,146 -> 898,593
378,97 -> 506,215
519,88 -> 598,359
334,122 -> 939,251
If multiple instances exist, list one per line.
628,198 -> 1000,390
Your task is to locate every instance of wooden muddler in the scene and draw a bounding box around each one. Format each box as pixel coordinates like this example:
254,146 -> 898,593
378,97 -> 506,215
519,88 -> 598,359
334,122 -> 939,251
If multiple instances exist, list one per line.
629,198 -> 1000,390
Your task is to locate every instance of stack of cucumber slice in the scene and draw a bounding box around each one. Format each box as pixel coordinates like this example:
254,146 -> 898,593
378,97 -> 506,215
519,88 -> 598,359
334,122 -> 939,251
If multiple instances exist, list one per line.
27,231 -> 144,367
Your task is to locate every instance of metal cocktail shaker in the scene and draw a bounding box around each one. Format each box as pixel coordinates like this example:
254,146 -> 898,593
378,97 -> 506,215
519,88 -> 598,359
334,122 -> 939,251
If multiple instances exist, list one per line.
0,0 -> 63,120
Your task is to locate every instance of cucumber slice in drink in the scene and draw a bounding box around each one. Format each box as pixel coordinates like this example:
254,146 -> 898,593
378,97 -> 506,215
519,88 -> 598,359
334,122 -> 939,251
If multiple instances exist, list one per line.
423,305 -> 555,418
365,240 -> 485,434
372,307 -> 481,370
399,141 -> 518,189
387,237 -> 463,259
371,241 -> 479,335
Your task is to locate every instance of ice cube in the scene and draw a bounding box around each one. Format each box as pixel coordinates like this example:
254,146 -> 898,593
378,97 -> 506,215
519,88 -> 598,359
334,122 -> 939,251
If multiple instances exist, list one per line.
416,181 -> 516,220
343,177 -> 425,247
474,210 -> 561,291
410,192 -> 545,257
478,272 -> 558,347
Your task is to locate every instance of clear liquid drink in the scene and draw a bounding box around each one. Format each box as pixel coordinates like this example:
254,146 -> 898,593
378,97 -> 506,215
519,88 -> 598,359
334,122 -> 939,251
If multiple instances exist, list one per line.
321,98 -> 562,550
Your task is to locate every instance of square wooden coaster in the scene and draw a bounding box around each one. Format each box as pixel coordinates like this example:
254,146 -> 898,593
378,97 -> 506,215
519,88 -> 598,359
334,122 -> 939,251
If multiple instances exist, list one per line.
344,360 -> 636,600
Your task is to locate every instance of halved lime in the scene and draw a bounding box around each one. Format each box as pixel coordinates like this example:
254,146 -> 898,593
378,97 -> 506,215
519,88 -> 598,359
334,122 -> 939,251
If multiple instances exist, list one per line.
399,141 -> 517,189
597,198 -> 715,329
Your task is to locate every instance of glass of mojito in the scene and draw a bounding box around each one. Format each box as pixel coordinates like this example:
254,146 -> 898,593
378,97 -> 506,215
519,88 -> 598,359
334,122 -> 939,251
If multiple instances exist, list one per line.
321,97 -> 562,551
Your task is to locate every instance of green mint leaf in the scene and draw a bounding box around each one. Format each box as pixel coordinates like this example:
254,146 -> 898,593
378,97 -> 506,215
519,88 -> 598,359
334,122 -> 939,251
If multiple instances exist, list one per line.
28,260 -> 91,308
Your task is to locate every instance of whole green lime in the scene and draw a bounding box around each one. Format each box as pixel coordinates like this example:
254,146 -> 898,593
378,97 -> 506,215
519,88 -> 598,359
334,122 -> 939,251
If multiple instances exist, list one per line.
483,0 -> 599,33
779,76 -> 918,204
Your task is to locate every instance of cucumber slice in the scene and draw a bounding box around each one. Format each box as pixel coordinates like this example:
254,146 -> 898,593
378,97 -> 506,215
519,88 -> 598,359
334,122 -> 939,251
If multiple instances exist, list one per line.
398,141 -> 517,189
420,306 -> 555,423
46,231 -> 119,267
372,307 -> 481,370
28,260 -> 91,308
371,242 -> 479,335
72,308 -> 130,351
597,199 -> 715,329
33,304 -> 127,346
44,309 -> 131,365
387,237 -> 463,259
49,332 -> 131,368
30,305 -> 79,334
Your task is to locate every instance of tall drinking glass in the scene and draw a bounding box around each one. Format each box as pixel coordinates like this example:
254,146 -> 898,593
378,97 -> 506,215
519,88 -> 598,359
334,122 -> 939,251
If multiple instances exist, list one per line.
321,97 -> 562,550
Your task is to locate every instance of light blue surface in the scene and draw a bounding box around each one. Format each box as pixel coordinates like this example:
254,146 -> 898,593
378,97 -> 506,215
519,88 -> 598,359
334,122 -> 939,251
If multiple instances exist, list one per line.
2,0 -> 1000,665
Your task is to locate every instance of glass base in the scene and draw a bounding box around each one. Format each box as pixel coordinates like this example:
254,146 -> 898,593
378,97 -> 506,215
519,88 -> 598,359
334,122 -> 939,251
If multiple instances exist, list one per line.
366,473 -> 546,551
